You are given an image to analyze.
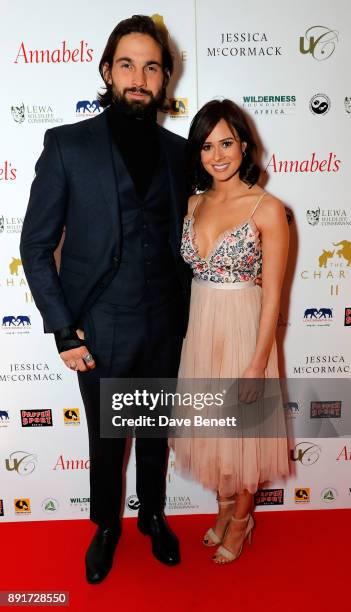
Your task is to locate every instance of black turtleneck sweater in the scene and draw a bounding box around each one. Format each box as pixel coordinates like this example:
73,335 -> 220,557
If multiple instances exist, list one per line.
107,103 -> 161,200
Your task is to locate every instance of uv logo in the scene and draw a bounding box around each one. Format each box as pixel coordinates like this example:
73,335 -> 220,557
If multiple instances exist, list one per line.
5,451 -> 38,475
299,26 -> 339,61
290,442 -> 321,465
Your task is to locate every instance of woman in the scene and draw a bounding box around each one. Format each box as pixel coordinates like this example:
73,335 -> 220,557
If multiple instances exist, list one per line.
172,99 -> 290,564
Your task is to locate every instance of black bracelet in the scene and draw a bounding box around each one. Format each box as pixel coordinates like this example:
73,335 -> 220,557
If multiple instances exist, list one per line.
54,325 -> 86,354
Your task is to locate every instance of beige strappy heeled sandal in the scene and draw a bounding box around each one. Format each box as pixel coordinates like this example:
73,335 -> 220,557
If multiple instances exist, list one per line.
202,498 -> 235,547
213,513 -> 255,564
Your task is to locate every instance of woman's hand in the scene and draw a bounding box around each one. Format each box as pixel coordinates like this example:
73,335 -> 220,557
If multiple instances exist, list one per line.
239,364 -> 265,404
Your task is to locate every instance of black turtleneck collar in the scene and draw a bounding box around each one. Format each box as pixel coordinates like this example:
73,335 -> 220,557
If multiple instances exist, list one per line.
107,102 -> 160,200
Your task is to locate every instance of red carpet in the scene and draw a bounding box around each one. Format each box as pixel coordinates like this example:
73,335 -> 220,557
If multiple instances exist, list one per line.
1,510 -> 349,611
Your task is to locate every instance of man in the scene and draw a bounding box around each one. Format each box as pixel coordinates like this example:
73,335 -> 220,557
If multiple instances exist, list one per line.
20,15 -> 190,583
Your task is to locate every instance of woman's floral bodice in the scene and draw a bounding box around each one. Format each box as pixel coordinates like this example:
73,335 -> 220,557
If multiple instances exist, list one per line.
181,216 -> 262,283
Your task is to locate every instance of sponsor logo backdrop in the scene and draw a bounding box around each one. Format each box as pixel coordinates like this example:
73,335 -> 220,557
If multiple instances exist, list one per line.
0,0 -> 350,521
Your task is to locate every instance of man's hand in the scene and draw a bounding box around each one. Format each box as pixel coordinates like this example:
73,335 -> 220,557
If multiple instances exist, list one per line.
54,325 -> 96,372
60,345 -> 96,372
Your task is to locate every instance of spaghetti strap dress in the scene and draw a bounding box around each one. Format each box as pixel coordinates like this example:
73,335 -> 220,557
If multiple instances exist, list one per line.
171,193 -> 289,496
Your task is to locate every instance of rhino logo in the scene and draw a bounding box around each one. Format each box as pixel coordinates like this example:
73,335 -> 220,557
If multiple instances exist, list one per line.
306,207 -> 320,225
11,103 -> 25,123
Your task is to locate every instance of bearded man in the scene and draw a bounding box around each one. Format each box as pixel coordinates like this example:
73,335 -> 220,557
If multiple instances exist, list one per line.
20,15 -> 190,583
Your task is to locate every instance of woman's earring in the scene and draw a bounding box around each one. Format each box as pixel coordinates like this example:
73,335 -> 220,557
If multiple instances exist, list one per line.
242,150 -> 247,157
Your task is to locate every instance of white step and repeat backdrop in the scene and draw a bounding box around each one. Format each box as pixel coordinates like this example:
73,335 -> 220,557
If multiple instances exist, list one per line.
0,0 -> 350,522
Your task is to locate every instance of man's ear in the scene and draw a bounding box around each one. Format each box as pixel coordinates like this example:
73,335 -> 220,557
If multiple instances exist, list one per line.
163,68 -> 170,89
102,62 -> 112,85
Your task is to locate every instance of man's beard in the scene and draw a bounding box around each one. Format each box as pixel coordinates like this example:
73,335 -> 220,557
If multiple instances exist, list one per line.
112,86 -> 163,119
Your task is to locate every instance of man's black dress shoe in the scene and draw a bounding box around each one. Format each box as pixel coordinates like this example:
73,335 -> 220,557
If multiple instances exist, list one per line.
85,526 -> 120,584
137,511 -> 180,566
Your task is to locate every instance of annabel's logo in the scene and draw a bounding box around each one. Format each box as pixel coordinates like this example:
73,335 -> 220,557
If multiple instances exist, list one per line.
301,239 -> 350,296
299,26 -> 339,61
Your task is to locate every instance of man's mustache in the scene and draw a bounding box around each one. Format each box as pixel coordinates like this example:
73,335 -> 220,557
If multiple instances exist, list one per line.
124,87 -> 153,97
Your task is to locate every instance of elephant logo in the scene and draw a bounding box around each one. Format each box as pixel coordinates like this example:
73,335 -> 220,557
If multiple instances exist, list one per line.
303,308 -> 333,319
345,97 -> 351,114
0,410 -> 9,420
2,315 -> 31,327
318,249 -> 334,268
76,100 -> 101,114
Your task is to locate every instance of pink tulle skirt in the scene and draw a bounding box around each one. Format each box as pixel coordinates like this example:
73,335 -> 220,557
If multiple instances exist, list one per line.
171,278 -> 289,497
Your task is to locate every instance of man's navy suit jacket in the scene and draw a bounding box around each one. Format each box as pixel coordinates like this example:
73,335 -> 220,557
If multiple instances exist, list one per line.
20,110 -> 190,334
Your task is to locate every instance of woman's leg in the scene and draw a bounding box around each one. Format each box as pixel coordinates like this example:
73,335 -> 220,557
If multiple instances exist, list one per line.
203,493 -> 236,545
213,490 -> 254,562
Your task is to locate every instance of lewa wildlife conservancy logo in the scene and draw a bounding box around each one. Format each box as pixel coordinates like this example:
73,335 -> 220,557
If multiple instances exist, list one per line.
309,94 -> 330,116
345,97 -> 351,115
299,26 -> 339,61
303,307 -> 333,327
166,496 -> 199,511
75,99 -> 102,119
2,314 -> 31,335
306,206 -> 351,227
11,103 -> 63,125
300,240 -> 351,296
168,98 -> 188,118
243,94 -> 296,116
0,215 -> 23,234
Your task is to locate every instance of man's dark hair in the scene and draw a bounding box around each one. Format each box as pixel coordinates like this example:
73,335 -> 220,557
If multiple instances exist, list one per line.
97,14 -> 173,110
187,99 -> 260,193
